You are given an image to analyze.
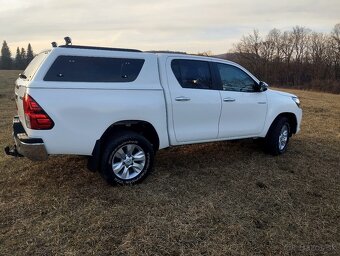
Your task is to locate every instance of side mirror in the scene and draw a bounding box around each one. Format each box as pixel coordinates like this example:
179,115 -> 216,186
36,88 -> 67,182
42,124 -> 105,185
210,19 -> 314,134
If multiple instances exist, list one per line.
254,81 -> 268,92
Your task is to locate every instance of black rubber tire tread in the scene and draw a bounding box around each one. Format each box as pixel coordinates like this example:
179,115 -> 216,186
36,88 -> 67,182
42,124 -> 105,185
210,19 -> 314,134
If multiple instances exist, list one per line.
264,117 -> 290,156
100,131 -> 154,185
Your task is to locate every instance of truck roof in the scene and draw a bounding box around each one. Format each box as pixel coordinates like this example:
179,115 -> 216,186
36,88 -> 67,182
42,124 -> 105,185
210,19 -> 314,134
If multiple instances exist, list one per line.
45,44 -> 236,66
53,45 -> 212,60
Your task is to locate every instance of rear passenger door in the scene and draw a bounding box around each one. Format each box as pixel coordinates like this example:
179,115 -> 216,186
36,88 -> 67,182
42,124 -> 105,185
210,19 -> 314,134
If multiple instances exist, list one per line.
166,58 -> 221,142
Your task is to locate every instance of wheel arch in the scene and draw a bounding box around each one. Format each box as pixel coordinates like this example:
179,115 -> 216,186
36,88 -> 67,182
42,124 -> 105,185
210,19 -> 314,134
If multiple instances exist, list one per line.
266,112 -> 298,137
87,120 -> 160,172
100,120 -> 160,151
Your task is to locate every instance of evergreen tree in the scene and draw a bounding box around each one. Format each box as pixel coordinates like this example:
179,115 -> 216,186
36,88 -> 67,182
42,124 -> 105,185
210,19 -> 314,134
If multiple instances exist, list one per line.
15,47 -> 22,69
26,43 -> 34,65
20,48 -> 26,68
1,40 -> 12,69
20,48 -> 26,59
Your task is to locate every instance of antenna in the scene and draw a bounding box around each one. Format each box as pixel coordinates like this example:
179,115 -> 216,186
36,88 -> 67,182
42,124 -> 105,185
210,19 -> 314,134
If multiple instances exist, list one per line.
51,42 -> 57,47
64,37 -> 72,46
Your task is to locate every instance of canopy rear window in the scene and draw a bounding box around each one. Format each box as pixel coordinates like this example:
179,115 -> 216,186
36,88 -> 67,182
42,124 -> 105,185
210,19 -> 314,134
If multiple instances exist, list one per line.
23,51 -> 50,80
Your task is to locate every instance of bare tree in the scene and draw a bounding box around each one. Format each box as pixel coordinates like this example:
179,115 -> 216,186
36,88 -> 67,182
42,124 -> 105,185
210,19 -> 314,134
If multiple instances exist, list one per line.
230,24 -> 340,93
308,32 -> 327,79
331,23 -> 340,79
280,31 -> 295,64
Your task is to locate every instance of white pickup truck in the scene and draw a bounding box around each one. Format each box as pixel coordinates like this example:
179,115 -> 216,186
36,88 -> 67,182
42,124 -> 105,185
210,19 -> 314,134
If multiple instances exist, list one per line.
6,43 -> 302,185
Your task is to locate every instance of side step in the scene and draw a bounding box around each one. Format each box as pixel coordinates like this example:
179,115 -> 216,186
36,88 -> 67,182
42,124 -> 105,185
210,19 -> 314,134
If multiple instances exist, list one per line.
4,145 -> 23,157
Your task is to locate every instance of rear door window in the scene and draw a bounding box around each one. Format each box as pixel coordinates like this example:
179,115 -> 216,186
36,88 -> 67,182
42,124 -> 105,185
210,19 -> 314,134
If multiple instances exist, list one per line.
44,56 -> 145,82
171,59 -> 213,89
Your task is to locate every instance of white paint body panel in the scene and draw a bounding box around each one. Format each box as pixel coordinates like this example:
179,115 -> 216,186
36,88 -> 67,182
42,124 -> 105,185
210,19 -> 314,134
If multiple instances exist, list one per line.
218,90 -> 267,138
15,47 -> 302,156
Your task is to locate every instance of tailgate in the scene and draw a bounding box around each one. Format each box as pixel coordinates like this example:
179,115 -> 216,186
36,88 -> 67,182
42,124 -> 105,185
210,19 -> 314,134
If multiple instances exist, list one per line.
15,51 -> 50,128
15,79 -> 27,126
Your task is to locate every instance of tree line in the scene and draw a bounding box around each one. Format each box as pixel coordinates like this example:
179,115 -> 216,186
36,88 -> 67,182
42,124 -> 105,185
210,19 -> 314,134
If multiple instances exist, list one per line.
226,23 -> 340,93
0,41 -> 34,70
1,23 -> 339,93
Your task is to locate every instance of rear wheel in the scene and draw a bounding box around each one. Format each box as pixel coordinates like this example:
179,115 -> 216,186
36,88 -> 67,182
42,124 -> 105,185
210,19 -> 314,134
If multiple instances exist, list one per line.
265,117 -> 291,155
100,131 -> 154,185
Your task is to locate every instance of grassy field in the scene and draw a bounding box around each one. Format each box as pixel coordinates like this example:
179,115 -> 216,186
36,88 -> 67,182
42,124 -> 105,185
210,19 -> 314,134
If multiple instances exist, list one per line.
0,70 -> 339,255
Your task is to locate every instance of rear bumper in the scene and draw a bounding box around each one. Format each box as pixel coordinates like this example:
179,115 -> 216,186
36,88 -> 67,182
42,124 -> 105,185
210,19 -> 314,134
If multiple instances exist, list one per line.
7,116 -> 48,161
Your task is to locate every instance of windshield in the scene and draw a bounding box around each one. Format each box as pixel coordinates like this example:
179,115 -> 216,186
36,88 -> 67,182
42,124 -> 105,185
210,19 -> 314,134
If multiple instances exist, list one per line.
23,51 -> 50,80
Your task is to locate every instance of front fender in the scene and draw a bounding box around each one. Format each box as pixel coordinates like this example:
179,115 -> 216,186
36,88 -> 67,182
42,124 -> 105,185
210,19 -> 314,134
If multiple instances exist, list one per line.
260,90 -> 302,137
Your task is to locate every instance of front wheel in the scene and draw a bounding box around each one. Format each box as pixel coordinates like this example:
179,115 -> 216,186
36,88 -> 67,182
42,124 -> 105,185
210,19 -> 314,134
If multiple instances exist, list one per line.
100,131 -> 154,185
265,117 -> 291,155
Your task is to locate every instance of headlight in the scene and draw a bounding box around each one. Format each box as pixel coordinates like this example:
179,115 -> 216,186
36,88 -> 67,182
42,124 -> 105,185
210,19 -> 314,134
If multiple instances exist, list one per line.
292,97 -> 301,108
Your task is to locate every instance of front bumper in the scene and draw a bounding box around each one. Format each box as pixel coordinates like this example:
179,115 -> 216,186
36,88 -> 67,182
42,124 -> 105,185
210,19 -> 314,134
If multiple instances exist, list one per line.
5,116 -> 48,161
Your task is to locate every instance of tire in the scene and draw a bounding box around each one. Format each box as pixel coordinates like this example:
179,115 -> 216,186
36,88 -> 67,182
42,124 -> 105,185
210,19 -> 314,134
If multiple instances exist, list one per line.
100,131 -> 154,185
264,117 -> 291,155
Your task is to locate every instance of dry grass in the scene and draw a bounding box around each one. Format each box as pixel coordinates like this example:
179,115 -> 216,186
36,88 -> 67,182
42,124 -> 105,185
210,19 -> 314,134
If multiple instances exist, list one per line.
0,70 -> 339,255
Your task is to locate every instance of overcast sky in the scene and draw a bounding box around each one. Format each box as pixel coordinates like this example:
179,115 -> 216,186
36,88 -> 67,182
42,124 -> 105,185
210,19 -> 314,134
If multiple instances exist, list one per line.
1,0 -> 339,55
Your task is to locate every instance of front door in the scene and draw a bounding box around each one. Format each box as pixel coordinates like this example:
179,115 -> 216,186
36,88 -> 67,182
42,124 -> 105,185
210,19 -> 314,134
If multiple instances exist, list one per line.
215,63 -> 267,138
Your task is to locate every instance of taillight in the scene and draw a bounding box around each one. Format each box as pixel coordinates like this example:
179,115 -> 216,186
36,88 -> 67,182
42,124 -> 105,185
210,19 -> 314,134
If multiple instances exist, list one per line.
23,94 -> 54,130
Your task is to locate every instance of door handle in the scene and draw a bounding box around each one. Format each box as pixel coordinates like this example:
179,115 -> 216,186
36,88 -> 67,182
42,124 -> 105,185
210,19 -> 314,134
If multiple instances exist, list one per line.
175,96 -> 191,102
223,97 -> 235,102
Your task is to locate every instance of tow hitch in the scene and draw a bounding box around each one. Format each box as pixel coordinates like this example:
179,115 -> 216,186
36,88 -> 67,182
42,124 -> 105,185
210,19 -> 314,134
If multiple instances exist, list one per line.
5,116 -> 48,161
4,145 -> 23,157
